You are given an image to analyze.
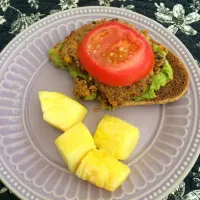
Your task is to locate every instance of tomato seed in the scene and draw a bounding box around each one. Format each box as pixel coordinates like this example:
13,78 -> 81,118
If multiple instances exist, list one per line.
119,47 -> 125,52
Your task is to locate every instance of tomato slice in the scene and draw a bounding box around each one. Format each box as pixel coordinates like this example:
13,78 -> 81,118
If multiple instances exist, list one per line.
77,21 -> 155,86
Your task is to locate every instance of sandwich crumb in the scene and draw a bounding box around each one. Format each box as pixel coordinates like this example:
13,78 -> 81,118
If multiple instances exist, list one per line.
93,107 -> 100,112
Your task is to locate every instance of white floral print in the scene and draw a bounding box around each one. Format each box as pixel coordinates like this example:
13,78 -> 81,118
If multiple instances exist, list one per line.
50,0 -> 79,13
197,42 -> 200,48
0,0 -> 10,12
163,181 -> 200,200
120,4 -> 135,10
0,1 -> 44,34
118,0 -> 135,10
59,0 -> 79,10
99,0 -> 114,6
155,3 -> 200,35
0,187 -> 8,194
170,181 -> 185,199
190,0 -> 200,13
155,3 -> 172,16
183,191 -> 200,199
28,0 -> 39,9
9,12 -> 44,34
0,16 -> 6,25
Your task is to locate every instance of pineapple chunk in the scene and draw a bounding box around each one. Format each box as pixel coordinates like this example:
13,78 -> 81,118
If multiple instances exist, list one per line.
38,91 -> 66,100
38,91 -> 88,131
76,149 -> 130,192
55,122 -> 96,173
94,115 -> 140,160
38,91 -> 66,112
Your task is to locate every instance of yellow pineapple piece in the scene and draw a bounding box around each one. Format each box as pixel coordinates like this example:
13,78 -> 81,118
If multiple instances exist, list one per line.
94,115 -> 140,160
76,149 -> 130,192
55,122 -> 96,173
38,91 -> 88,131
38,91 -> 66,112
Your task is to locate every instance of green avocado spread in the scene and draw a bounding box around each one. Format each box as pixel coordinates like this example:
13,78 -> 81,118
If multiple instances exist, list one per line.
48,44 -> 89,79
48,43 -> 173,102
48,43 -> 66,69
134,60 -> 173,101
68,65 -> 89,80
134,44 -> 173,101
84,92 -> 97,100
153,44 -> 168,57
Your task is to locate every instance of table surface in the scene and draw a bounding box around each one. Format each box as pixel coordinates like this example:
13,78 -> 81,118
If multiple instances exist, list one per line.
0,0 -> 200,199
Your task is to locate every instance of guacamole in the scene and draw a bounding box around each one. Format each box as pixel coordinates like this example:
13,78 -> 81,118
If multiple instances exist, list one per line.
134,60 -> 173,101
48,43 -> 66,69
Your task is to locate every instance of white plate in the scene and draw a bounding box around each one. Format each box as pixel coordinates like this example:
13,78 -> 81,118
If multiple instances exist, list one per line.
0,6 -> 200,200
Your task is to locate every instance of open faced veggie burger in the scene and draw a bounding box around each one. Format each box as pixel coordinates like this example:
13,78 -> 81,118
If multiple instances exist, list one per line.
48,19 -> 189,110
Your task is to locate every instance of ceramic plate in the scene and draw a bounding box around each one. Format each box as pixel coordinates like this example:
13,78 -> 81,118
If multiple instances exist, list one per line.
0,6 -> 200,200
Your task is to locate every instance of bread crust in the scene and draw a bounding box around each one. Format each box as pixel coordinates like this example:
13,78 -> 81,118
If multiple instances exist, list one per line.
116,51 -> 189,108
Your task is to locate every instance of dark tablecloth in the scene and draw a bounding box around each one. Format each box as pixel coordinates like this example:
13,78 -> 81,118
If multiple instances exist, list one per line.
0,0 -> 200,199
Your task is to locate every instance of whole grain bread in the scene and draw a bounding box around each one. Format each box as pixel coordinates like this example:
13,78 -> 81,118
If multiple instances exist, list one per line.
52,19 -> 189,108
119,51 -> 189,108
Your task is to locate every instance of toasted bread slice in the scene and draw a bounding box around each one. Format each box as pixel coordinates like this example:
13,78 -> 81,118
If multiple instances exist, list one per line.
120,51 -> 189,108
49,20 -> 189,109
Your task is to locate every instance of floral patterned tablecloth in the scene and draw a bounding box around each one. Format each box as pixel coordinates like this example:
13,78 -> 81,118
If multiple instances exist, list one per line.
0,0 -> 200,199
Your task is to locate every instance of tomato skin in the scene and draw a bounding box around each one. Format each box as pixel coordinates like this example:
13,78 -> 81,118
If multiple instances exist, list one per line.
77,21 -> 155,86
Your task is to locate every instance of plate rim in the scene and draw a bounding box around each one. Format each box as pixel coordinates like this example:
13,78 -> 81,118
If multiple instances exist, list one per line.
0,6 -> 200,200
